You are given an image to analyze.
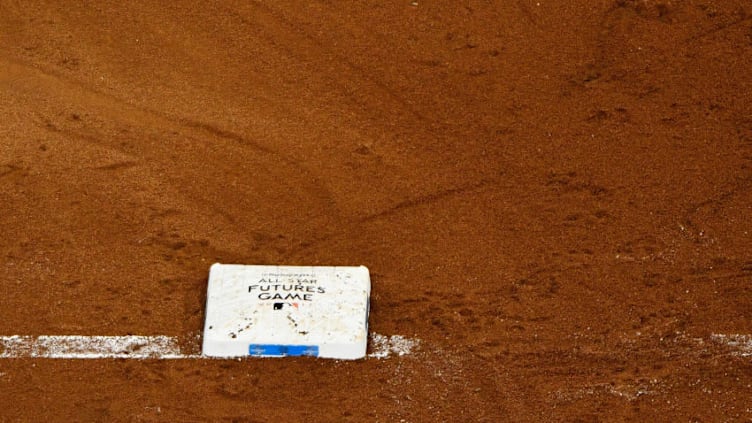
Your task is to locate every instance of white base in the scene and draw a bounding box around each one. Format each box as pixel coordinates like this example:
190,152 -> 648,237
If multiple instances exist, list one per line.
202,264 -> 370,360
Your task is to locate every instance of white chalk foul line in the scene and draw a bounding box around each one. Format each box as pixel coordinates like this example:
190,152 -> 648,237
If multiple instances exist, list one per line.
367,334 -> 420,359
0,334 -> 419,359
0,335 -> 194,359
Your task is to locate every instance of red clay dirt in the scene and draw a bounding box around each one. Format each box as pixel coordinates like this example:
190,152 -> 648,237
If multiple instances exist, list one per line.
1,1 -> 751,421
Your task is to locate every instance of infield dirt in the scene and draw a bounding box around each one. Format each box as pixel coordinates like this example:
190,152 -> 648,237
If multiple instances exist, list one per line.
1,1 -> 751,421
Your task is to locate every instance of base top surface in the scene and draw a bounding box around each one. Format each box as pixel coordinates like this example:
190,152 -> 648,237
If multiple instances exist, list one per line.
202,264 -> 370,359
